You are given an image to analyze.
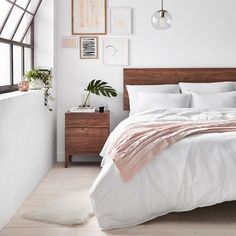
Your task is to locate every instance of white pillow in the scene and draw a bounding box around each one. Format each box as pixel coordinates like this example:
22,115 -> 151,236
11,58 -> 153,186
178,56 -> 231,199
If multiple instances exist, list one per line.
127,84 -> 180,113
131,92 -> 191,115
191,91 -> 236,108
179,82 -> 235,94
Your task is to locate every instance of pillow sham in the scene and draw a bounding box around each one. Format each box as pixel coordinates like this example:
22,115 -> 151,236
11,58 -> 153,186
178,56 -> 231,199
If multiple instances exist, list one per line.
179,82 -> 235,94
127,84 -> 180,114
191,91 -> 236,108
131,92 -> 191,115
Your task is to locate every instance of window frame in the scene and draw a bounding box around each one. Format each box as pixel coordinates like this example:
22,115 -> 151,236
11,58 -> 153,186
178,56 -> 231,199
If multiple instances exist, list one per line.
0,0 -> 42,94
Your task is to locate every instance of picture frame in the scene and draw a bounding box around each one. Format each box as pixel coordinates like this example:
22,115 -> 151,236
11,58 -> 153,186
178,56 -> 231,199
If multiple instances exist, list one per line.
72,0 -> 106,35
80,36 -> 98,59
110,7 -> 132,35
103,38 -> 129,66
61,36 -> 78,48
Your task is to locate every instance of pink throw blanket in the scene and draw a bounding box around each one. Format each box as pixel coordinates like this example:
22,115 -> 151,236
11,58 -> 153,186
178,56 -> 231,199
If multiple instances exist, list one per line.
108,120 -> 236,181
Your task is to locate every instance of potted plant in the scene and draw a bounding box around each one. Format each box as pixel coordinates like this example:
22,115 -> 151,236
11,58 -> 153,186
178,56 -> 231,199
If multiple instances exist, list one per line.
25,69 -> 53,90
82,79 -> 117,107
25,69 -> 54,111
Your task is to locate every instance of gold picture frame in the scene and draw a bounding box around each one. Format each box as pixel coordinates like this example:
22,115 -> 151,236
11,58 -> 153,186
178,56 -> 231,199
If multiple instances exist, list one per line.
72,0 -> 107,35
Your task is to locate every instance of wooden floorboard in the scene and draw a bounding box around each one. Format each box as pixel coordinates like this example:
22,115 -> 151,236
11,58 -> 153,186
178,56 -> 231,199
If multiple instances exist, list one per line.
1,163 -> 236,236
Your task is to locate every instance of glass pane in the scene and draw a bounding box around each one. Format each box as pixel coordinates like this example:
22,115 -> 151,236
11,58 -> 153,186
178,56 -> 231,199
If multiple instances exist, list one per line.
13,12 -> 32,42
27,0 -> 40,13
13,45 -> 22,84
22,27 -> 31,44
1,6 -> 24,39
24,47 -> 31,73
16,0 -> 30,9
0,43 -> 10,86
0,1 -> 12,30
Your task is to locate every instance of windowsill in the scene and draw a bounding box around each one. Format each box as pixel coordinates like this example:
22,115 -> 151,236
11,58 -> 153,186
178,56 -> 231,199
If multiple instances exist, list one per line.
0,90 -> 43,102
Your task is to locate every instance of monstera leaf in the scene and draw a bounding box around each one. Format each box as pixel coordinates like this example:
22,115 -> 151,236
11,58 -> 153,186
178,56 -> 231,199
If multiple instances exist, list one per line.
82,79 -> 117,107
85,79 -> 117,98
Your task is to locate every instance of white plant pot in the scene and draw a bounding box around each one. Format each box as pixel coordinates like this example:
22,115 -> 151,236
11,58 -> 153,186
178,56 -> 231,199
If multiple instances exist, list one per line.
29,79 -> 44,90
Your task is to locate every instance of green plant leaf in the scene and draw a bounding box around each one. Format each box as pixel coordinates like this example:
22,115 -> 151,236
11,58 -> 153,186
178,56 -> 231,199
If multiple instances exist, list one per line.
85,79 -> 117,98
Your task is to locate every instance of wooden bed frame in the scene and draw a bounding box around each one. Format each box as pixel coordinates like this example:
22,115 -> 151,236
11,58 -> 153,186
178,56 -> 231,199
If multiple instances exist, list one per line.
123,68 -> 236,111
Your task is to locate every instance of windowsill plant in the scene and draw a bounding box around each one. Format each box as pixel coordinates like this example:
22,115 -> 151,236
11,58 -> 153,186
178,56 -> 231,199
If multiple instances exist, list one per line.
25,69 -> 55,111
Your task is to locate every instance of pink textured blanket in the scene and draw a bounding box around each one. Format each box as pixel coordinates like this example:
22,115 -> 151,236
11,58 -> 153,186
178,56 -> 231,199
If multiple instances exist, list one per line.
108,120 -> 236,181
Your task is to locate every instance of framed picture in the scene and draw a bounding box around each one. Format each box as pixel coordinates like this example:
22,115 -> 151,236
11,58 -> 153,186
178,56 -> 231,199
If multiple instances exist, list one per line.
80,37 -> 98,59
103,38 -> 129,66
110,7 -> 132,35
61,36 -> 78,48
72,0 -> 106,35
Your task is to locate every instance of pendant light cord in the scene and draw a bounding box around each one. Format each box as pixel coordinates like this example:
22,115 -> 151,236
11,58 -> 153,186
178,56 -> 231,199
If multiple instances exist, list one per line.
161,0 -> 163,10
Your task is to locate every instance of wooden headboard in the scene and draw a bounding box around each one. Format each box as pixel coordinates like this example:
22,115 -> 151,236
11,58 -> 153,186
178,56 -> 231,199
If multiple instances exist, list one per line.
123,68 -> 236,111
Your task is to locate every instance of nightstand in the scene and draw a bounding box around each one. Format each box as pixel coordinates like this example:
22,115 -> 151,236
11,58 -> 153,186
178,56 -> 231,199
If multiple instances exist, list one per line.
65,111 -> 110,168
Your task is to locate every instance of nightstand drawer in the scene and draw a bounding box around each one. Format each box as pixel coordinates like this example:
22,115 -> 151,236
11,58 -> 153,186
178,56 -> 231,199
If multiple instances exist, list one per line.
65,128 -> 108,154
65,112 -> 109,128
65,128 -> 108,140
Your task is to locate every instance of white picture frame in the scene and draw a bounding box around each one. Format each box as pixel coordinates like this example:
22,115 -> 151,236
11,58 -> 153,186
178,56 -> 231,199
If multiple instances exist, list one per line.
103,38 -> 129,66
110,7 -> 132,35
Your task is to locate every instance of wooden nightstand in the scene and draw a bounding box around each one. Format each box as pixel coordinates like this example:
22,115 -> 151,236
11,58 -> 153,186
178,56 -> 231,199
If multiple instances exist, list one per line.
65,111 -> 110,168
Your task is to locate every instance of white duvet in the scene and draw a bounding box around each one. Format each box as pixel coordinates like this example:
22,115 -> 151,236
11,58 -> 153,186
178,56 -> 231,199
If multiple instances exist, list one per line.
89,108 -> 236,230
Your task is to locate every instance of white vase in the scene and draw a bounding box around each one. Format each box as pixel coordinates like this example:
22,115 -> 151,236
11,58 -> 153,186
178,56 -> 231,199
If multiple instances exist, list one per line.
29,79 -> 44,90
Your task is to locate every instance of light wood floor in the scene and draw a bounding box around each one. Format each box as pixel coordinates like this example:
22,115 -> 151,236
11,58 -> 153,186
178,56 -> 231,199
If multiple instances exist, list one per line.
1,163 -> 236,236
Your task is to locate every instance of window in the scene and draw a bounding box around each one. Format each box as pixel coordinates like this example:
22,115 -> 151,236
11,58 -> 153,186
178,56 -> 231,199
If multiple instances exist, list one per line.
0,0 -> 42,94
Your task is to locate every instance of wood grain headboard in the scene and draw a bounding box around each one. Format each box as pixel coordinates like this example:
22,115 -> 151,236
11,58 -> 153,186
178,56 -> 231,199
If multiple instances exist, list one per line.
123,68 -> 236,111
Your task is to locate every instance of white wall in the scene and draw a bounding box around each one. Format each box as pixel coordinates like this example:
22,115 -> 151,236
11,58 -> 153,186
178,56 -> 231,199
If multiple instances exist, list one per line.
56,0 -> 236,161
0,0 -> 55,230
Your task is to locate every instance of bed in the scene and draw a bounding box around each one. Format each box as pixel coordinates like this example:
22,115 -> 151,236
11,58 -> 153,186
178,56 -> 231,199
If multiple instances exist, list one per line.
89,68 -> 236,230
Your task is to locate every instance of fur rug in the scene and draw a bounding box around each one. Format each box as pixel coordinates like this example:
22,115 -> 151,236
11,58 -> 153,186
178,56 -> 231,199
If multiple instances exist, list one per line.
23,191 -> 94,226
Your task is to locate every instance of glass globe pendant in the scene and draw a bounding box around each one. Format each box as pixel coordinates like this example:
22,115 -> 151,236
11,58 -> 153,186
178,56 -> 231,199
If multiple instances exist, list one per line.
151,0 -> 172,30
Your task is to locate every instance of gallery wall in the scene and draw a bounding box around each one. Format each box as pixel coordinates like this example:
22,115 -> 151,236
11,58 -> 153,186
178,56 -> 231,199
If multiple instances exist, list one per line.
55,0 -> 236,161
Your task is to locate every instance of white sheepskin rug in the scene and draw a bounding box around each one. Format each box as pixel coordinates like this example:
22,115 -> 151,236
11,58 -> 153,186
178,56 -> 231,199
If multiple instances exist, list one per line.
23,191 -> 94,226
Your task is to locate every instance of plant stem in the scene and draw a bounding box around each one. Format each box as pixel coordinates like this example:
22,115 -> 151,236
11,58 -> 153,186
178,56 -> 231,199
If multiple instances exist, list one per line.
83,91 -> 90,107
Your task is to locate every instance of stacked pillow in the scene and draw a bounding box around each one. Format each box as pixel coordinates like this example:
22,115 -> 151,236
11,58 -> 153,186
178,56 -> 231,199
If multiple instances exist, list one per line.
127,84 -> 188,115
127,82 -> 236,115
179,82 -> 236,108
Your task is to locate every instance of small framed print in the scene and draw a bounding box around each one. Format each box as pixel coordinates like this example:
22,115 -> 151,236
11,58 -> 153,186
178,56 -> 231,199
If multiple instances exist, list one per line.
110,7 -> 132,35
80,37 -> 98,59
72,0 -> 106,35
103,38 -> 129,66
61,36 -> 78,48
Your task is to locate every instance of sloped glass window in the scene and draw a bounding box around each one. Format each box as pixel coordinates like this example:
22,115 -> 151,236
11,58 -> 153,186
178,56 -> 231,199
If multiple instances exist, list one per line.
16,0 -> 30,9
0,1 -> 11,28
28,0 -> 41,14
13,13 -> 32,42
22,28 -> 31,44
1,7 -> 24,39
0,0 -> 42,93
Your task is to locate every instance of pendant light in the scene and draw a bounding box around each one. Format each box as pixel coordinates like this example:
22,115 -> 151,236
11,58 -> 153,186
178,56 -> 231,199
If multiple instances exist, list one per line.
151,0 -> 172,30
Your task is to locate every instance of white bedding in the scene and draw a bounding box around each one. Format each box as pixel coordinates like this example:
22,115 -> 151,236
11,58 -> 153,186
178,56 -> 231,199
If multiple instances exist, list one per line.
89,108 -> 236,230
